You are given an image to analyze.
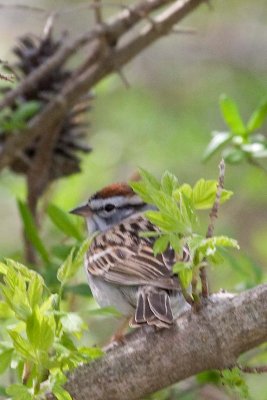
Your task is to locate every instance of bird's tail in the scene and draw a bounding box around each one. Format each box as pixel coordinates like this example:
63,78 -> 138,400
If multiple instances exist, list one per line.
131,286 -> 173,328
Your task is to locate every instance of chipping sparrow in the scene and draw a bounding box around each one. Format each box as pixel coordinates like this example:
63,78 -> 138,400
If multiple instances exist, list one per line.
71,182 -> 190,328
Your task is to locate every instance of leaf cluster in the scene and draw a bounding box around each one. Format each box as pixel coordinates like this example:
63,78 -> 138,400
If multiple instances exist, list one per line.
17,200 -> 89,297
0,243 -> 101,399
203,94 -> 267,165
131,169 -> 238,291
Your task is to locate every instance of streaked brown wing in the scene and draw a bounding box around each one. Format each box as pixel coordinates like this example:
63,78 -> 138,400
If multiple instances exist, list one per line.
87,214 -> 180,290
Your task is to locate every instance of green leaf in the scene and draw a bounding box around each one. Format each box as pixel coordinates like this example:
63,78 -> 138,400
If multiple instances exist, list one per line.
27,273 -> 44,309
57,248 -> 75,285
197,370 -> 221,384
242,143 -> 267,159
169,234 -> 182,253
139,168 -> 160,190
176,183 -> 192,199
0,301 -> 14,319
17,200 -> 50,263
0,349 -> 13,374
173,262 -> 192,288
178,191 -> 196,228
153,235 -> 169,255
26,306 -> 55,351
130,181 -> 153,204
5,259 -> 42,283
40,294 -> 59,314
160,171 -> 179,195
179,268 -> 192,289
47,203 -> 83,241
73,237 -> 92,270
60,313 -> 86,334
57,238 -> 92,285
145,210 -> 183,232
220,94 -> 246,135
192,179 -> 233,210
6,384 -> 33,400
50,372 -> 72,400
0,262 -> 7,275
1,268 -> 32,321
203,131 -> 232,161
196,236 -> 239,260
53,386 -> 72,400
207,250 -> 225,265
204,236 -> 239,250
1,101 -> 41,132
12,101 -> 41,124
247,98 -> 267,132
222,147 -> 245,164
221,368 -> 249,399
65,283 -> 92,297
77,346 -> 103,359
173,261 -> 191,273
8,330 -> 35,360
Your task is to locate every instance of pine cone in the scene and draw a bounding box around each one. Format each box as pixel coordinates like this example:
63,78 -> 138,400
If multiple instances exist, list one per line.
0,30 -> 92,181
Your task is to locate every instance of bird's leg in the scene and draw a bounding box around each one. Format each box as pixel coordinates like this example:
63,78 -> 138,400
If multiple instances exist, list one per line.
103,316 -> 132,352
111,316 -> 132,344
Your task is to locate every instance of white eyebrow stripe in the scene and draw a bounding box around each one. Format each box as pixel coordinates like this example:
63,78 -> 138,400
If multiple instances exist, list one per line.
89,195 -> 143,210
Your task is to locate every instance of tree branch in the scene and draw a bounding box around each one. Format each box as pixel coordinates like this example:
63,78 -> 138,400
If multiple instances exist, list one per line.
64,285 -> 267,400
0,0 -> 206,171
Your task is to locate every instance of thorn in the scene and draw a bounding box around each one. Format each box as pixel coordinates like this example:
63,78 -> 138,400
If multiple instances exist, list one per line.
115,67 -> 131,89
92,0 -> 103,25
122,5 -> 159,32
42,12 -> 56,40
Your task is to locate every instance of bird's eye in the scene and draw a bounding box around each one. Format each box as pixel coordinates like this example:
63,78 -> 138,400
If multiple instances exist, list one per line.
104,203 -> 115,212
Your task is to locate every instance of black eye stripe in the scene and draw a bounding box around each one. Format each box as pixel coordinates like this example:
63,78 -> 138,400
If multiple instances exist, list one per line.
92,202 -> 146,213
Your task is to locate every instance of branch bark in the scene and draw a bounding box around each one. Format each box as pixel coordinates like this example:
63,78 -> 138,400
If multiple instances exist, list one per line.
64,285 -> 267,400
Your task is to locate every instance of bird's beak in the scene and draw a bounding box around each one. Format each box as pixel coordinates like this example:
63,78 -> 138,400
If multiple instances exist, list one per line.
69,203 -> 92,217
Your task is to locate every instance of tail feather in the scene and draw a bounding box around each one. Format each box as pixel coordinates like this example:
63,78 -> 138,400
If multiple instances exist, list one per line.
133,286 -> 173,328
148,291 -> 173,324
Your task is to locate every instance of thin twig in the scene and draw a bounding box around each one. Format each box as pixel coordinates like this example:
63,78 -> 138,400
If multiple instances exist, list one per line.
191,268 -> 199,303
237,364 -> 267,374
206,159 -> 225,239
200,159 -> 225,297
0,59 -> 20,81
0,72 -> 15,83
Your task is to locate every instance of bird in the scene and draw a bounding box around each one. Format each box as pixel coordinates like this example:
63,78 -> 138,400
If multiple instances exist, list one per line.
70,182 -> 190,331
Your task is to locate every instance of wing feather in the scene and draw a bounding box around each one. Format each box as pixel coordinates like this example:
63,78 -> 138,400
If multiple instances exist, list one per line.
87,214 -> 181,290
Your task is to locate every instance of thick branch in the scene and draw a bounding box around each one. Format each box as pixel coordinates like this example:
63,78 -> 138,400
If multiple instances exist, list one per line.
65,285 -> 267,400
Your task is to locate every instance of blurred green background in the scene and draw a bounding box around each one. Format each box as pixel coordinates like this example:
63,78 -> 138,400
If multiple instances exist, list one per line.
0,0 -> 267,398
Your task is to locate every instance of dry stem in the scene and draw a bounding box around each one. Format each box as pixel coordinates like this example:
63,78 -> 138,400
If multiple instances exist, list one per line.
200,159 -> 225,298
